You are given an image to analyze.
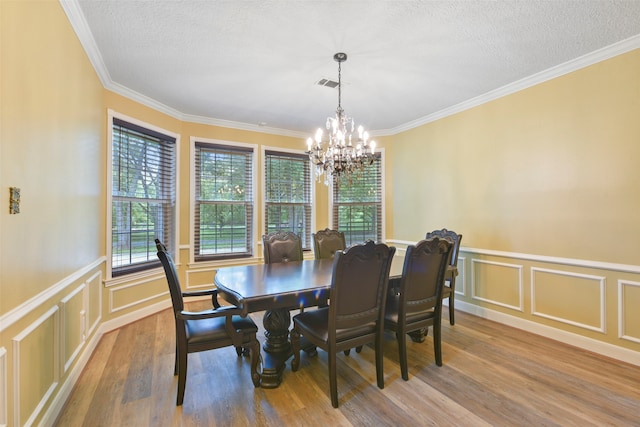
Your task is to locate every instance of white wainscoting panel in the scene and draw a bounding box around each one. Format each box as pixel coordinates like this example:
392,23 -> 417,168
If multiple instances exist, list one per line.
531,267 -> 606,333
471,259 -> 524,311
60,284 -> 86,374
12,306 -> 59,427
86,271 -> 102,339
108,273 -> 168,314
618,279 -> 640,344
455,256 -> 466,296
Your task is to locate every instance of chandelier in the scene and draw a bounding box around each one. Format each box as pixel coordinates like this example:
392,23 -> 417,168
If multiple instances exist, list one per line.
306,52 -> 376,185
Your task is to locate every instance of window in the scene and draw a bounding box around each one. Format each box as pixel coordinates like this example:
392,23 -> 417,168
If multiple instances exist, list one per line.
332,153 -> 383,246
111,117 -> 176,276
264,150 -> 312,250
195,142 -> 254,260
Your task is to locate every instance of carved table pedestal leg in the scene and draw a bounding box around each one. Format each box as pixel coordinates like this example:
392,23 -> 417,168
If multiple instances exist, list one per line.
408,327 -> 428,343
260,308 -> 292,388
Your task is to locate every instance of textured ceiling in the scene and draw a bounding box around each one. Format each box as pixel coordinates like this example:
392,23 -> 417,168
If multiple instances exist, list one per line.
66,0 -> 640,137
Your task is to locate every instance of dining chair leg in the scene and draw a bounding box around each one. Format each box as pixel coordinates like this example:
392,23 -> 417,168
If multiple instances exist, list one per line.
375,334 -> 384,389
397,330 -> 409,381
434,318 -> 443,366
174,345 -> 178,375
448,283 -> 455,325
329,350 -> 339,408
290,328 -> 301,372
176,346 -> 188,405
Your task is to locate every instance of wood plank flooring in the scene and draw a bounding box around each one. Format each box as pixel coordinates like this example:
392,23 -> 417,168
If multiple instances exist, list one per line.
55,304 -> 640,426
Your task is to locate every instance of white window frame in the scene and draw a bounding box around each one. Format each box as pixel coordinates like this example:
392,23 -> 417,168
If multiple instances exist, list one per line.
190,137 -> 258,264
262,146 -> 316,251
106,109 -> 180,280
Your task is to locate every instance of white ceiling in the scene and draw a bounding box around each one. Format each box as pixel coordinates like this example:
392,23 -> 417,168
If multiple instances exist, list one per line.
65,0 -> 640,137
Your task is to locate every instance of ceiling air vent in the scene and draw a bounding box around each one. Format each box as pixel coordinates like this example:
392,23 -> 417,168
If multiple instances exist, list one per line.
316,78 -> 339,88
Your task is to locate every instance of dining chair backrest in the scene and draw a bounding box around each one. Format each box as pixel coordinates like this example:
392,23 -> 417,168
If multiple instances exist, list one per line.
398,237 -> 452,318
425,228 -> 462,268
384,237 -> 452,380
312,228 -> 346,259
156,239 -> 185,315
262,231 -> 303,264
329,240 -> 396,334
424,228 -> 462,326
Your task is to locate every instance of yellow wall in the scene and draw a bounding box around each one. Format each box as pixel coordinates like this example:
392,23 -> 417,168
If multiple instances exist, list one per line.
1,0 -> 104,313
391,50 -> 640,264
389,49 -> 640,354
1,1 -> 105,425
1,1 -> 639,425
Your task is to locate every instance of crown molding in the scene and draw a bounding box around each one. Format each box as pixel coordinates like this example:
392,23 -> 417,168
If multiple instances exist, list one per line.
60,0 -> 111,86
61,0 -> 640,138
387,34 -> 640,135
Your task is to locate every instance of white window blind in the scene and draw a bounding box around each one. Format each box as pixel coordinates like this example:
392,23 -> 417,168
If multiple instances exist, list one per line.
264,150 -> 312,250
332,153 -> 382,246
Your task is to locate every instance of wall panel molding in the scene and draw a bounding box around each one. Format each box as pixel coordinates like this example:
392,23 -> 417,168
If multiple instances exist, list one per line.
107,274 -> 168,314
618,279 -> 640,344
455,256 -> 466,296
12,306 -> 59,427
462,246 -> 640,274
85,271 -> 102,339
185,267 -> 217,291
0,257 -> 105,333
471,259 -> 524,312
60,284 -> 86,374
531,267 -> 606,333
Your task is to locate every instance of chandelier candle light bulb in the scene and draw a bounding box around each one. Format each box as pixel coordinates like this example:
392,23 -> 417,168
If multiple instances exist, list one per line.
305,52 -> 376,185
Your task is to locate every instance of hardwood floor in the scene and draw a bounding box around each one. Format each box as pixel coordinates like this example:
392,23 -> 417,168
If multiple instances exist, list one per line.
55,304 -> 640,426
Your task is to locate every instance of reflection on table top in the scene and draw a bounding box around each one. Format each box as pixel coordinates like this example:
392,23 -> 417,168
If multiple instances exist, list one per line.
214,255 -> 404,315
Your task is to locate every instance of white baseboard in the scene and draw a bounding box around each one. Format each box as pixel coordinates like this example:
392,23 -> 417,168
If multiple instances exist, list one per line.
455,301 -> 640,367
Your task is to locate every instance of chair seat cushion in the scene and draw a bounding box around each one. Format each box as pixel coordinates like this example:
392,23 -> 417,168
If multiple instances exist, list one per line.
294,308 -> 376,344
186,315 -> 257,345
384,295 -> 436,326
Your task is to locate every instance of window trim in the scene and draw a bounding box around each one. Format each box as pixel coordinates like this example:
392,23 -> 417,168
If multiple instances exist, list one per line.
328,148 -> 385,244
190,137 -> 258,264
261,145 -> 316,251
106,109 -> 180,280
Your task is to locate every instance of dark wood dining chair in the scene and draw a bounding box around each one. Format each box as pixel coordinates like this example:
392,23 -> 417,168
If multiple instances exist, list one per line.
155,239 -> 261,405
312,228 -> 359,352
384,237 -> 452,380
262,230 -> 309,313
262,230 -> 303,264
425,228 -> 463,325
290,240 -> 396,408
312,228 -> 346,259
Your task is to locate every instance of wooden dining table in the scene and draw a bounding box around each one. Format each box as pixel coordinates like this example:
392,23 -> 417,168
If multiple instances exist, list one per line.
214,255 -> 405,388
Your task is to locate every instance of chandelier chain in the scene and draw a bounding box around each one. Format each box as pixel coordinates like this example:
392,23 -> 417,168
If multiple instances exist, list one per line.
337,60 -> 342,112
